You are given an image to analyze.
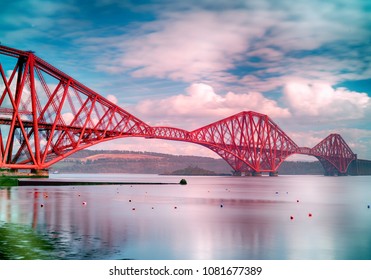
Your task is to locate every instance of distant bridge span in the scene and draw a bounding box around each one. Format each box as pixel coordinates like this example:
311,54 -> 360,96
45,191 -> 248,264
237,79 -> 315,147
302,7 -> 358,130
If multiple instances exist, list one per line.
0,45 -> 357,175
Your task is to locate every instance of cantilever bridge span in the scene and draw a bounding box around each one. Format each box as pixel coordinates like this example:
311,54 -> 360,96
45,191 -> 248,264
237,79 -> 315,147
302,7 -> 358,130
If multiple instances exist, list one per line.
0,45 -> 356,176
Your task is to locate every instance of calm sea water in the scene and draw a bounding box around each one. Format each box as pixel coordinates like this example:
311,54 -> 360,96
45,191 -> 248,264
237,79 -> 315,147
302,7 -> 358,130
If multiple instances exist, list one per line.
1,174 -> 371,260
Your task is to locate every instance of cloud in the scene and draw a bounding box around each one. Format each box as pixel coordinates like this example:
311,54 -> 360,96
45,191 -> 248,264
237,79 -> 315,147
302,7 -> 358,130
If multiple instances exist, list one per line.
119,10 -> 262,82
283,82 -> 370,121
94,1 -> 369,89
60,0 -> 370,105
62,112 -> 74,124
132,82 -> 290,129
106,94 -> 118,104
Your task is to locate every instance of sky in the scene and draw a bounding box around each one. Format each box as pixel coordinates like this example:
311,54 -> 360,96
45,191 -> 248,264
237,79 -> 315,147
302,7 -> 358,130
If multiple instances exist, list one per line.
1,0 -> 371,161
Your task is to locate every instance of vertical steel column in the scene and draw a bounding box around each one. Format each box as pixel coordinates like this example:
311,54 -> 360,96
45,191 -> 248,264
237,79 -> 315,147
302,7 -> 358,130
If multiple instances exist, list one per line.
29,54 -> 41,167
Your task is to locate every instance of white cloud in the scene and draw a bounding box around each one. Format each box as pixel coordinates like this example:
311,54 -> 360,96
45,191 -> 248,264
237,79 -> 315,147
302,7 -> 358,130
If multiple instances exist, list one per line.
283,82 -> 370,121
106,94 -> 118,104
73,1 -> 370,98
132,83 -> 290,129
62,112 -> 74,124
118,10 -> 268,82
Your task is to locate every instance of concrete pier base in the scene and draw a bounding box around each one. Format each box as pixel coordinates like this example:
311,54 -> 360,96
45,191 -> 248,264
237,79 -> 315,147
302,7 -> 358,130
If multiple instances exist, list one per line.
1,168 -> 49,178
252,172 -> 262,176
232,171 -> 242,176
30,169 -> 49,177
0,168 -> 49,186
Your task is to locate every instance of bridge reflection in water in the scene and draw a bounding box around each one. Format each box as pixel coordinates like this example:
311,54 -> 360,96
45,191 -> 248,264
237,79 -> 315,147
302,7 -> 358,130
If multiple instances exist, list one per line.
1,175 -> 371,259
0,45 -> 365,176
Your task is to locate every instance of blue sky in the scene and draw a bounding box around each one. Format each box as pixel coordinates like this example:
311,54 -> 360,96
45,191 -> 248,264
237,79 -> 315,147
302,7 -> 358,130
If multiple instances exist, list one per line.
1,0 -> 371,160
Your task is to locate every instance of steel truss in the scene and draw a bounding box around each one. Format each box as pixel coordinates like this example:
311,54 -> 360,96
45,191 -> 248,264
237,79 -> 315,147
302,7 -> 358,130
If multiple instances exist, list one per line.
0,45 -> 357,174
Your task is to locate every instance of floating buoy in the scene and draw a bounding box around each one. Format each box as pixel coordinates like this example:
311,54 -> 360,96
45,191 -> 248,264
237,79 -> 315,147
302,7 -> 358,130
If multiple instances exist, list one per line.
220,204 -> 224,208
152,207 -> 154,209
174,206 -> 177,209
290,216 -> 294,220
129,199 -> 132,202
275,192 -> 279,195
40,204 -> 44,208
82,201 -> 87,206
296,200 -> 299,203
132,208 -> 136,211
368,205 -> 370,209
308,213 -> 312,217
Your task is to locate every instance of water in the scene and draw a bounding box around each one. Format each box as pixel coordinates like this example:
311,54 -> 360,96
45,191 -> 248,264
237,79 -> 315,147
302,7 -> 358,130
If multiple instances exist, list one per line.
1,174 -> 371,260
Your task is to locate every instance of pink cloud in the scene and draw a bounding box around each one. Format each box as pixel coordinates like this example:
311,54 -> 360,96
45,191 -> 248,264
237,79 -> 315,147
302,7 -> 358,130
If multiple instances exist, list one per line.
106,94 -> 118,104
132,83 -> 291,129
120,10 -> 268,82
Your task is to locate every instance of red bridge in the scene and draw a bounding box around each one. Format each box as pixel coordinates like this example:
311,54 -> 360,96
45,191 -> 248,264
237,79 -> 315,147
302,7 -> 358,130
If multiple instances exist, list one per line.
0,45 -> 357,176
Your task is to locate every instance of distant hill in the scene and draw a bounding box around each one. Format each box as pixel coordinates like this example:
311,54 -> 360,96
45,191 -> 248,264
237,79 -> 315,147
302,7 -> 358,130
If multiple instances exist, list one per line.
51,150 -> 325,175
162,165 -> 231,176
52,150 -> 232,174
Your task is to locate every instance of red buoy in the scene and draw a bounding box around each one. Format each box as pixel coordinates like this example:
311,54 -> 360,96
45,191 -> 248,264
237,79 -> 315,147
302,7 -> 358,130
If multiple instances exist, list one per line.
290,216 -> 294,220
308,213 -> 312,217
82,201 -> 87,206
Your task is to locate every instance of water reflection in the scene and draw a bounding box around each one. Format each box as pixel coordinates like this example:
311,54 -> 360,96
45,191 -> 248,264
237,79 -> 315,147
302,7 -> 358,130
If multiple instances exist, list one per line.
1,175 -> 371,259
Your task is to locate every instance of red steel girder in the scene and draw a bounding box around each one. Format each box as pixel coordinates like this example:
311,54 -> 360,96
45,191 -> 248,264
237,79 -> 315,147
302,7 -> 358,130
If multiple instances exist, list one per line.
0,45 -> 357,174
309,134 -> 356,174
190,111 -> 299,172
0,45 -> 150,169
